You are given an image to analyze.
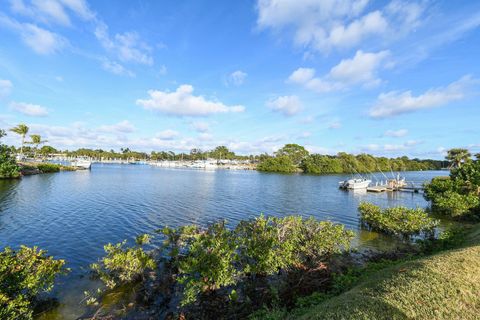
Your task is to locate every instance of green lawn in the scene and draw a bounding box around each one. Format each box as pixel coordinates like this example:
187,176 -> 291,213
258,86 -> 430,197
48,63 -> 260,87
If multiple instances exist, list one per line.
293,224 -> 480,320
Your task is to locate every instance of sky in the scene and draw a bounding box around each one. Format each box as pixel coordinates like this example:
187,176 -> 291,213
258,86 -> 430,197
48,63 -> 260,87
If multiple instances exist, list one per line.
0,0 -> 479,159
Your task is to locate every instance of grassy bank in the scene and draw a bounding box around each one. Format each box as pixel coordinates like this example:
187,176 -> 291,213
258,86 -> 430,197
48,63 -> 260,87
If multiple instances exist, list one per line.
19,162 -> 79,175
273,223 -> 480,320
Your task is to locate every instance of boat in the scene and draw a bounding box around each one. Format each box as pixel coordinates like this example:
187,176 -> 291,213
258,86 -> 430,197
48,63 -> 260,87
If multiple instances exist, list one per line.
71,159 -> 92,169
339,178 -> 371,189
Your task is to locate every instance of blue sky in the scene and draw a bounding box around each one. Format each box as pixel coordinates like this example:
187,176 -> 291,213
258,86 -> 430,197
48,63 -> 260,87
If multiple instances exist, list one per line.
0,0 -> 479,158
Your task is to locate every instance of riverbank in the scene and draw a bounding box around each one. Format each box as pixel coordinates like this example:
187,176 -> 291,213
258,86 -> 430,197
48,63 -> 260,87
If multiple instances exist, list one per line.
275,223 -> 480,320
18,162 -> 83,175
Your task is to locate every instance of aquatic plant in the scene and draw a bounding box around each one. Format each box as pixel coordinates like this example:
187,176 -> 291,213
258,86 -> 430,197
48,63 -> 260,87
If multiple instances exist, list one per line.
90,234 -> 156,289
424,159 -> 480,218
358,202 -> 438,236
0,246 -> 66,320
159,216 -> 353,306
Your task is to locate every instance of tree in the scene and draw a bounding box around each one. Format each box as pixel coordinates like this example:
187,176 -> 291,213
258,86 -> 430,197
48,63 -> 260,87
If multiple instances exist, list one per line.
275,144 -> 309,166
39,145 -> 58,156
446,148 -> 471,168
475,153 -> 480,161
211,146 -> 234,160
9,124 -> 29,158
29,134 -> 47,158
0,129 -> 20,178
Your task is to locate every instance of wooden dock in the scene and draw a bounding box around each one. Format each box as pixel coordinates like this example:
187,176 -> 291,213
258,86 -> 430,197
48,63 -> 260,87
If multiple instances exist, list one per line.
367,186 -> 387,192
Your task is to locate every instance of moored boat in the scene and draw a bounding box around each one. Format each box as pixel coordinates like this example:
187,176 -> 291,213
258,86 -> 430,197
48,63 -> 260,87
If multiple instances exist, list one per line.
71,159 -> 92,169
339,178 -> 371,189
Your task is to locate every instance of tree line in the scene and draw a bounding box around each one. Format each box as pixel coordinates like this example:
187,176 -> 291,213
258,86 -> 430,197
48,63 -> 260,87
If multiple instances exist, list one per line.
257,143 -> 446,174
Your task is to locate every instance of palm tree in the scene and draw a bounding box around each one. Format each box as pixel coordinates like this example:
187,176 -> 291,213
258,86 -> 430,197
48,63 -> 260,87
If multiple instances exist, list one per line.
446,148 -> 471,168
29,134 -> 47,158
9,124 -> 29,158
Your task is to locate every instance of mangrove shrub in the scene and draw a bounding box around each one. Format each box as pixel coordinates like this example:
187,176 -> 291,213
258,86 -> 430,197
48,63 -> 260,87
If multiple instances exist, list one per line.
160,216 -> 353,305
91,235 -> 156,289
358,202 -> 438,236
0,246 -> 66,320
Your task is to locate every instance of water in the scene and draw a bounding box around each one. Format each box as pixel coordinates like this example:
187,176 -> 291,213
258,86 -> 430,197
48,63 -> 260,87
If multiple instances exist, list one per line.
0,164 -> 446,318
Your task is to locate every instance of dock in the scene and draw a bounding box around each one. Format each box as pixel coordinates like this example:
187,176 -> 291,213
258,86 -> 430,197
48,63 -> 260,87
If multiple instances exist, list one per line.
367,186 -> 387,192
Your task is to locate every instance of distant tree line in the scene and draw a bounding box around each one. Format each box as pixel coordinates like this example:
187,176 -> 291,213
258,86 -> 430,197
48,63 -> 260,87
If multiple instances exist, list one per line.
257,144 -> 444,174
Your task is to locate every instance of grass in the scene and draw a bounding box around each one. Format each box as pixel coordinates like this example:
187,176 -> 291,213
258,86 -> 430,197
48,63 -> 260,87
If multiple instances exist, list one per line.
269,223 -> 480,320
20,162 -> 78,174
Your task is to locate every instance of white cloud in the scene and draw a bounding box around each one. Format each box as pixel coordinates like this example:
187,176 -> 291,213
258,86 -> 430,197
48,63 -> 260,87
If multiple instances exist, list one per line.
191,121 -> 210,133
10,101 -> 49,117
298,131 -> 311,139
0,80 -> 13,98
288,50 -> 390,92
95,22 -> 153,65
362,140 -> 422,153
226,70 -> 247,86
384,129 -> 408,137
101,59 -> 135,77
370,75 -> 476,118
0,14 -> 66,54
156,129 -> 179,140
266,95 -> 302,116
256,0 -> 423,53
9,0 -> 95,25
98,120 -> 136,134
198,133 -> 213,141
136,84 -> 245,116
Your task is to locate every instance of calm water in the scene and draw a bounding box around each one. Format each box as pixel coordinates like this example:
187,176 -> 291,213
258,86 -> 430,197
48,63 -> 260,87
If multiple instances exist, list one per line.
0,164 -> 445,318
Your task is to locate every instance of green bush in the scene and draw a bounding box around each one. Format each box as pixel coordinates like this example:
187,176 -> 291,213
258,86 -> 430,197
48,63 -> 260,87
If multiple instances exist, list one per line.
91,235 -> 156,289
0,130 -> 20,179
358,202 -> 438,236
434,191 -> 479,217
0,246 -> 66,320
36,163 -> 61,173
175,222 -> 239,306
235,215 -> 287,275
423,176 -> 455,202
257,156 -> 297,173
160,216 -> 353,306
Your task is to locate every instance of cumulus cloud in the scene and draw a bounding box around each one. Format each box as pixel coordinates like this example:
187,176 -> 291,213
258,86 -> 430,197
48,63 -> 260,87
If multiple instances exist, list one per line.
0,80 -> 13,98
136,84 -> 245,117
384,129 -> 408,137
98,120 -> 136,134
191,121 -> 210,133
156,129 -> 179,140
226,70 -> 247,86
0,14 -> 67,54
288,50 -> 390,92
266,95 -> 302,116
10,101 -> 49,117
256,0 -> 424,53
369,75 -> 476,118
95,22 -> 153,65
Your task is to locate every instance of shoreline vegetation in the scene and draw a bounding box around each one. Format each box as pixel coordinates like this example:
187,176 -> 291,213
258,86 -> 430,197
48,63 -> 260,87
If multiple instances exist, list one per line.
2,124 -> 446,180
1,151 -> 479,319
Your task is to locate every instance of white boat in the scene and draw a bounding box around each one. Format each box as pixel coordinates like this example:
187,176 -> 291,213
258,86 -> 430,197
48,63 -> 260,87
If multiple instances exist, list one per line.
339,178 -> 371,189
71,159 -> 92,169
